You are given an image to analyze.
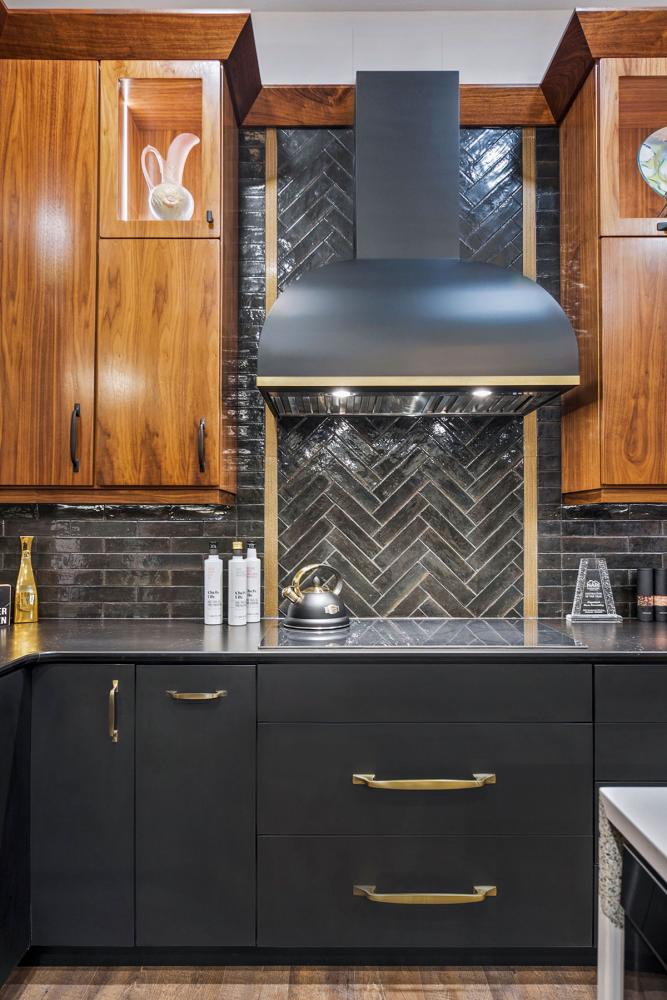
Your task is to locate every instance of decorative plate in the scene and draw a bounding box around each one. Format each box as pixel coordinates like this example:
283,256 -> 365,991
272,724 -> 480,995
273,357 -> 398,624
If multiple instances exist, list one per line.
638,127 -> 667,198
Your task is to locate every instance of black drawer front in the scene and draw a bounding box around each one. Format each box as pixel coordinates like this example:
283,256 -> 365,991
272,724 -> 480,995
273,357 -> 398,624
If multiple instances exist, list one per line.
258,835 -> 593,948
596,724 -> 667,781
259,661 -> 592,722
259,723 -> 593,835
595,664 -> 667,722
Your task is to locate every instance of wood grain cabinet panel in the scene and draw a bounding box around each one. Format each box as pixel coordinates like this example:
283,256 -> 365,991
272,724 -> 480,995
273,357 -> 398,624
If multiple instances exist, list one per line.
601,238 -> 667,486
96,239 -> 220,487
0,61 -> 97,486
562,63 -> 667,502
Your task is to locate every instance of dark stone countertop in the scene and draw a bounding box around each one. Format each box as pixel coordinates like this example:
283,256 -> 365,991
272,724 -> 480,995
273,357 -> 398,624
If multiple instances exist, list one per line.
1,618 -> 667,676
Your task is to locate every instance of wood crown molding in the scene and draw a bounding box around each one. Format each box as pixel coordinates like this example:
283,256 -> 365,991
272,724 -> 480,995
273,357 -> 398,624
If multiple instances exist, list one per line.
0,9 -> 250,61
541,10 -> 594,123
0,6 -> 260,124
244,84 -> 555,127
223,15 -> 262,125
3,7 -> 667,127
541,8 -> 667,123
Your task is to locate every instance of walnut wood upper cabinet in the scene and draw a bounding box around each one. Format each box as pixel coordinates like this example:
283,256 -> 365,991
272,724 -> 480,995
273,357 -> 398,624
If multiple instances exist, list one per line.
100,61 -> 221,238
599,58 -> 667,237
601,238 -> 667,487
0,61 -> 97,486
561,62 -> 667,503
97,239 -> 220,487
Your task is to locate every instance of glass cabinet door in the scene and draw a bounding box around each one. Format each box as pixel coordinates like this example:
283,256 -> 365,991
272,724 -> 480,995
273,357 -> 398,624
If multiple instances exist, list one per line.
600,58 -> 667,236
100,60 -> 220,238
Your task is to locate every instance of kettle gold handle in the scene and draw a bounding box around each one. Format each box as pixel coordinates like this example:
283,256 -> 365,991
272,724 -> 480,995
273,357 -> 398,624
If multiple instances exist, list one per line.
285,563 -> 343,603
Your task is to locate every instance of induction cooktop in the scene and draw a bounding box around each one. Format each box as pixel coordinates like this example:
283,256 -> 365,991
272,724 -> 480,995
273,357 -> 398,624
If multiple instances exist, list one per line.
260,618 -> 584,649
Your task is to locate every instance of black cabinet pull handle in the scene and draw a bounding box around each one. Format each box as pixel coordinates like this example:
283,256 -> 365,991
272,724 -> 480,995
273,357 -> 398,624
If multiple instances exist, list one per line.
198,417 -> 206,473
70,403 -> 81,473
206,210 -> 214,225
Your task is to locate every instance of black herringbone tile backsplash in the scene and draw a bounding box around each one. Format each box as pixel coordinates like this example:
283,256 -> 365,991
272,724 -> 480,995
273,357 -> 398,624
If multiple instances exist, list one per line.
2,124 -> 664,618
279,417 -> 524,617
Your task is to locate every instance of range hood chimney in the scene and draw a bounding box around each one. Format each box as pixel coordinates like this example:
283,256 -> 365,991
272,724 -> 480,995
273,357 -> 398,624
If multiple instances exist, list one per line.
257,71 -> 579,418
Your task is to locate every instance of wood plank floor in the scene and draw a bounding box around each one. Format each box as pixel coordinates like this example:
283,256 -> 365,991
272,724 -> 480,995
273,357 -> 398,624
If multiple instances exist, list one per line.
0,966 -> 596,1000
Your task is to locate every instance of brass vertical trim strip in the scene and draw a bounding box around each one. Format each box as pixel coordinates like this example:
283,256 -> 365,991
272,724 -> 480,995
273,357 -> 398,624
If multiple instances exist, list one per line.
264,128 -> 279,617
522,127 -> 538,618
523,409 -> 538,618
522,128 -> 537,281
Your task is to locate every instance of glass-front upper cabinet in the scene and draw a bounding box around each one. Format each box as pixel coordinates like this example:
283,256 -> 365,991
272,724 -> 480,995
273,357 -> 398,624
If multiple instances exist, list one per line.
100,61 -> 221,237
599,58 -> 667,236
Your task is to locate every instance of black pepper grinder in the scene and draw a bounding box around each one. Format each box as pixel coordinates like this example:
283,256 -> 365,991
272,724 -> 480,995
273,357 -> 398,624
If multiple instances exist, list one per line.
654,568 -> 667,623
636,568 -> 655,622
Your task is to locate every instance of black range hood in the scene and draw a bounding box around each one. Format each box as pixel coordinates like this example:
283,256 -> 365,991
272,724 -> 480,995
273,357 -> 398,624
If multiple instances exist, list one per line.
257,71 -> 579,418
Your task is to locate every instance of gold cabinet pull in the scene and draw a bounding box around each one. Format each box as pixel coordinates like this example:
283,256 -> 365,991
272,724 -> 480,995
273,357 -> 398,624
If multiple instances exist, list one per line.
352,773 -> 496,790
353,884 -> 497,905
166,690 -> 227,701
108,679 -> 119,743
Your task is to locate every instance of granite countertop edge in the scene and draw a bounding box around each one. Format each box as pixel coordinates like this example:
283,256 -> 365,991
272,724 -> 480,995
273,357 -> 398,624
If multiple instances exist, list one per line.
1,618 -> 667,676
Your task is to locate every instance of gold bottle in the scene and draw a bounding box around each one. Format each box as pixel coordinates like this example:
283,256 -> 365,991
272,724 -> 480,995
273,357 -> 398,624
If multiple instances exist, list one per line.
14,535 -> 38,624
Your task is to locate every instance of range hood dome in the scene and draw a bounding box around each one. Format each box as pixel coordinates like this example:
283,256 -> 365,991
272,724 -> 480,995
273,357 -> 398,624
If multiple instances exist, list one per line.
258,257 -> 578,416
257,71 -> 579,417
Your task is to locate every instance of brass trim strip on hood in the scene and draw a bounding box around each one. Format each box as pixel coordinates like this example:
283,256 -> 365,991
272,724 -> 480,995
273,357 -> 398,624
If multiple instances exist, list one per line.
264,128 -> 279,619
522,127 -> 538,620
257,375 -> 580,388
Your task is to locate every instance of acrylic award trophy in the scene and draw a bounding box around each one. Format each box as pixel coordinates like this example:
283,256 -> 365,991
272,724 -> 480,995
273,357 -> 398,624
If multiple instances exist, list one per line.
566,557 -> 622,623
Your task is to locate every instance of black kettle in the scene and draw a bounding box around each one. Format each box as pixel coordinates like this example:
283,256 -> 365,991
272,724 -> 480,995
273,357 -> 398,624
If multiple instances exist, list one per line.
282,564 -> 350,631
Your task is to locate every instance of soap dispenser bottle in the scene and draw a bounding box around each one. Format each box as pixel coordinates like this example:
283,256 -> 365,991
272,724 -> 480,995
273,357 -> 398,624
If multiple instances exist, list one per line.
245,543 -> 261,623
228,540 -> 247,626
204,541 -> 223,625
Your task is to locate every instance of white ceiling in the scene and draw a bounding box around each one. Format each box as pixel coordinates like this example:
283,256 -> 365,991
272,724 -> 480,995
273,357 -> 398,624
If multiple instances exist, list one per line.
5,1 -> 667,84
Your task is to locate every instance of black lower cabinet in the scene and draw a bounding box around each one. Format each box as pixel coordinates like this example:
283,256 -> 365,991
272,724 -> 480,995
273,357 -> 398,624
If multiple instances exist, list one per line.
258,835 -> 593,948
0,670 -> 29,982
596,724 -> 667,781
259,722 -> 592,836
135,664 -> 255,946
31,663 -> 135,946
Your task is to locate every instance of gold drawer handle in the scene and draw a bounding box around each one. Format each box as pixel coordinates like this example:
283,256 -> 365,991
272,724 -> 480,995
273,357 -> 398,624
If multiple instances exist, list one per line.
353,884 -> 497,906
166,690 -> 227,701
352,772 -> 496,790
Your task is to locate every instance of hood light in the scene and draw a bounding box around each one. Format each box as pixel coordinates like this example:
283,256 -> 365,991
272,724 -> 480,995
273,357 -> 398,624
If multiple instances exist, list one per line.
472,388 -> 492,397
332,388 -> 352,398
